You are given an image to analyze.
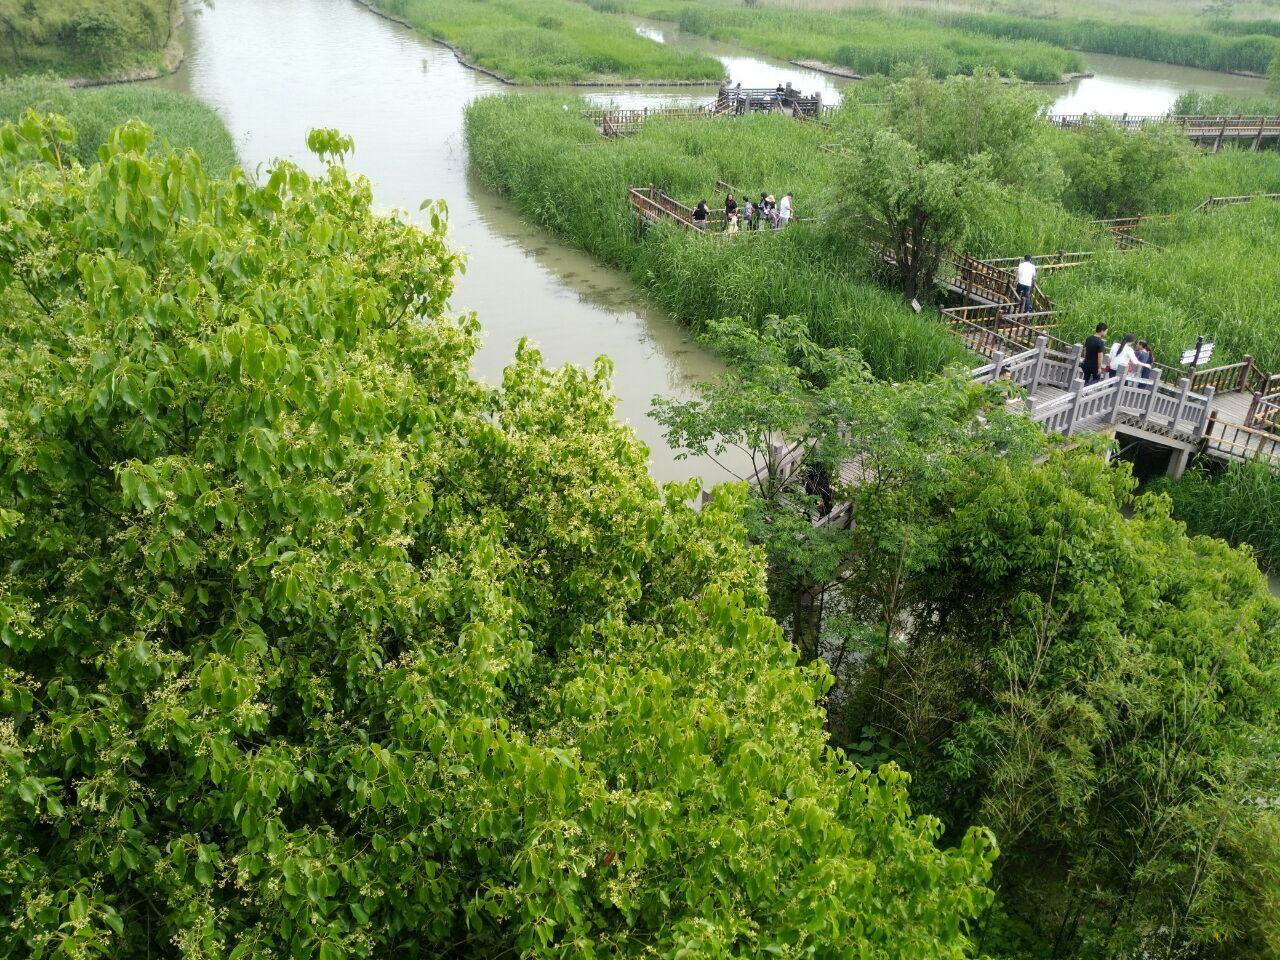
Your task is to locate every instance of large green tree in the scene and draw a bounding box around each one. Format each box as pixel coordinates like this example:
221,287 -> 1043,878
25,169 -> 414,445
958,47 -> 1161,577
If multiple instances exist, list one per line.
0,114 -> 997,957
662,325 -> 1280,960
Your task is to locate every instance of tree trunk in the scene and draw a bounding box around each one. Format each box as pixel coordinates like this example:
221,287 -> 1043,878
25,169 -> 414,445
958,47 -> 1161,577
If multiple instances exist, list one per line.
791,580 -> 823,661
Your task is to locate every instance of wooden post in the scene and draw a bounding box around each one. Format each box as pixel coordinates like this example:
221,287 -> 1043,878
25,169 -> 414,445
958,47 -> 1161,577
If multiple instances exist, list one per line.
1170,377 -> 1191,432
1238,354 -> 1255,392
1066,377 -> 1085,436
1194,385 -> 1216,440
1254,122 -> 1265,151
1029,336 -> 1048,396
1245,391 -> 1262,429
1201,410 -> 1218,452
1108,367 -> 1128,424
1141,368 -> 1162,424
1065,343 -> 1082,389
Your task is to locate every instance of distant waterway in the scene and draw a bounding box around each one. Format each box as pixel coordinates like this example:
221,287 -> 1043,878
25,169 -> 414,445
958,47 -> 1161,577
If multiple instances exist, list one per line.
1054,52 -> 1271,115
629,22 -> 1274,117
149,0 -> 743,485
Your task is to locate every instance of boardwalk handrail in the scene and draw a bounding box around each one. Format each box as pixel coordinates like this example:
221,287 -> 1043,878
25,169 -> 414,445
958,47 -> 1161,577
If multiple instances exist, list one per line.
971,337 -> 1216,443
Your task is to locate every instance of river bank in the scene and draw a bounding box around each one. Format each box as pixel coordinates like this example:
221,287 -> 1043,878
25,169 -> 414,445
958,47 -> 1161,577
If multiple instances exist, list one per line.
146,0 -> 744,484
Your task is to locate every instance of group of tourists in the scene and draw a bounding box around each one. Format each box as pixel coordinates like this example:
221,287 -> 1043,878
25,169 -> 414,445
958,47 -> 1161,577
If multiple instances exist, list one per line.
1082,322 -> 1155,386
694,191 -> 794,233
1012,258 -> 1155,386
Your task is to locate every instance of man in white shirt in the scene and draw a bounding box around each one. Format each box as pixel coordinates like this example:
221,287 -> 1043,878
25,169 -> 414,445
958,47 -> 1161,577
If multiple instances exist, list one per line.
779,192 -> 793,228
1015,255 -> 1037,314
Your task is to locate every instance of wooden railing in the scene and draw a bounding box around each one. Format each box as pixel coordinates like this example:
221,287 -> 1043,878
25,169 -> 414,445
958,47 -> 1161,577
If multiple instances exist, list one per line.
1050,114 -> 1280,132
1191,193 -> 1280,213
942,304 -> 1069,355
981,251 -> 1096,272
587,105 -> 718,137
628,185 -> 698,228
715,85 -> 822,119
972,337 -> 1215,443
1202,415 -> 1280,465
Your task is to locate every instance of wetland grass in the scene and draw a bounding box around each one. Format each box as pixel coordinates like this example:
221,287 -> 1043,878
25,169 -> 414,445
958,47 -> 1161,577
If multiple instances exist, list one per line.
0,77 -> 237,175
465,95 -> 968,380
371,0 -> 724,83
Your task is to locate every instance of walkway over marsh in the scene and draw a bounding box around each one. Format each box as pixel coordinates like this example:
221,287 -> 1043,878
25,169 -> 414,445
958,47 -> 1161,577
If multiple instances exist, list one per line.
1050,114 -> 1280,150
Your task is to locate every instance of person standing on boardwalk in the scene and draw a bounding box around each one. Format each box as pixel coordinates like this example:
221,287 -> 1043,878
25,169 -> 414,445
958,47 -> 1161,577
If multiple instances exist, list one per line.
741,196 -> 755,230
757,192 -> 769,229
1015,255 -> 1037,314
724,193 -> 737,231
693,199 -> 709,231
1109,333 -> 1138,379
1082,322 -> 1107,385
779,192 -> 793,228
1135,339 -> 1154,388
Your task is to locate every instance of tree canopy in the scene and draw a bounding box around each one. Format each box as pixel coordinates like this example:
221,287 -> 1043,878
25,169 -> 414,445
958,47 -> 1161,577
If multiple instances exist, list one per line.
0,114 -> 998,957
661,322 -> 1280,960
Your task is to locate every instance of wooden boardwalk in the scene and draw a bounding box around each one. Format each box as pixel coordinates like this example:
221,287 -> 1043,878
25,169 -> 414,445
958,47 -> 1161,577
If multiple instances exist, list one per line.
587,85 -> 823,138
1049,114 -> 1280,151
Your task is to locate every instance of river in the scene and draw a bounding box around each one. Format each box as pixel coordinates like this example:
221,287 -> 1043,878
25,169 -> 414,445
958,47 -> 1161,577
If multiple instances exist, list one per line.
150,0 -> 742,485
149,0 -> 1273,488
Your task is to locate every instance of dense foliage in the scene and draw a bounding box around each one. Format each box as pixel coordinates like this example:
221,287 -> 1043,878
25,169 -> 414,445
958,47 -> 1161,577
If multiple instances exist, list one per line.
660,323 -> 1280,960
371,0 -> 723,82
0,114 -> 1002,957
0,75 -> 237,175
0,0 -> 174,78
1155,460 -> 1280,572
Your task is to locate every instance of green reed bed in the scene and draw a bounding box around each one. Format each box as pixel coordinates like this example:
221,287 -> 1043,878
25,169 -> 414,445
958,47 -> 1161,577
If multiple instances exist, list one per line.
0,76 -> 237,175
0,0 -> 174,80
620,0 -> 1083,82
1050,202 -> 1280,373
464,95 -> 968,380
1173,90 -> 1280,117
931,12 -> 1280,75
372,0 -> 723,83
1154,461 -> 1280,572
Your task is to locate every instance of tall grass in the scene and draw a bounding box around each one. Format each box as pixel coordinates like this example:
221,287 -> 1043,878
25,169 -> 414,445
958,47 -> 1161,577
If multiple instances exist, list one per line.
931,12 -> 1280,75
1172,89 -> 1280,116
624,0 -> 1083,82
373,0 -> 723,83
1154,461 -> 1280,572
0,76 -> 237,176
465,95 -> 968,379
0,0 -> 173,79
1051,202 -> 1280,373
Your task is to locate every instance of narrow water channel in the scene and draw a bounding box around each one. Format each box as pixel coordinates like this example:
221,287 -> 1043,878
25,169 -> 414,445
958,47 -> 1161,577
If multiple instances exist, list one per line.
150,0 -> 740,485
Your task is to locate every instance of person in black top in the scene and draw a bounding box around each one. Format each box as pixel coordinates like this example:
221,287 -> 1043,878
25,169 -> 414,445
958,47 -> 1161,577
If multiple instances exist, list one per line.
692,199 -> 709,230
1082,322 -> 1107,385
724,194 -> 737,227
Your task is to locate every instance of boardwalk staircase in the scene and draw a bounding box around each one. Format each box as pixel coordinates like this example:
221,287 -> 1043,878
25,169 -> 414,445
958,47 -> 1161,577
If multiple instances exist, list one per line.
949,304 -> 1280,470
